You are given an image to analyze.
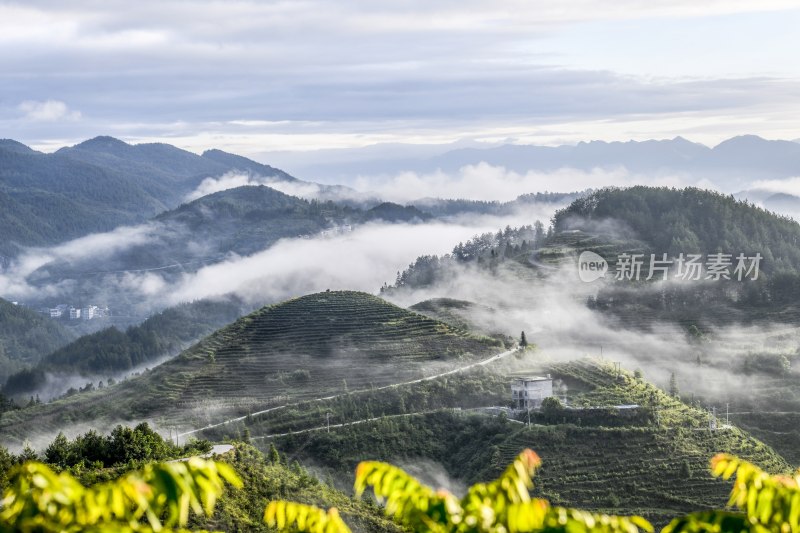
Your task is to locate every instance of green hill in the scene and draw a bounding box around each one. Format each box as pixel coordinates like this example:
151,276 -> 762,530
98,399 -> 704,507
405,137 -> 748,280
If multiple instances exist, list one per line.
264,360 -> 790,527
0,291 -> 502,447
409,298 -> 509,339
0,298 -> 74,383
554,186 -> 800,271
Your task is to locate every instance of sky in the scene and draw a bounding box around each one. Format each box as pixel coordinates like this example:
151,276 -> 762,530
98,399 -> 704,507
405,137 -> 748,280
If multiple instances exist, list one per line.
2,0 -> 800,157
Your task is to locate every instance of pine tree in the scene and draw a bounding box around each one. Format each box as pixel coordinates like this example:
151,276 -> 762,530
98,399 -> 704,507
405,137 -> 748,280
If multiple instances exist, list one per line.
520,331 -> 528,348
268,442 -> 280,464
669,372 -> 679,398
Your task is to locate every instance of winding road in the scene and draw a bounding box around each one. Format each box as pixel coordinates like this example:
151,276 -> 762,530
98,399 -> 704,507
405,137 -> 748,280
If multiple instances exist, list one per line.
177,347 -> 519,440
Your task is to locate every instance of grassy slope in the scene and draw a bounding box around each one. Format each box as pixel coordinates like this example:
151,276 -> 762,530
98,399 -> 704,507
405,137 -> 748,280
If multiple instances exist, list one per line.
0,291 -> 501,446
267,360 -> 789,527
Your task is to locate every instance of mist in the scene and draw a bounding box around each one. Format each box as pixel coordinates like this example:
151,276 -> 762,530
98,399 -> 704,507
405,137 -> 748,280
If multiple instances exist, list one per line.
348,163 -> 712,204
164,211 -> 556,306
382,253 -> 800,411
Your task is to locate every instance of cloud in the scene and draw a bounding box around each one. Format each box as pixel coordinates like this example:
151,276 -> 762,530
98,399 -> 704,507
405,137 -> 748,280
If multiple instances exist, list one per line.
185,171 -> 335,204
164,211 -> 558,305
18,99 -> 81,121
3,1 -> 800,153
351,163 -> 700,203
0,224 -> 159,298
380,250 -> 795,408
749,176 -> 800,197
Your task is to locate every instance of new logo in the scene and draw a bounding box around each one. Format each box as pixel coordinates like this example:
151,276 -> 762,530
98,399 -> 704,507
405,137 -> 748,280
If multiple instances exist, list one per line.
578,251 -> 608,282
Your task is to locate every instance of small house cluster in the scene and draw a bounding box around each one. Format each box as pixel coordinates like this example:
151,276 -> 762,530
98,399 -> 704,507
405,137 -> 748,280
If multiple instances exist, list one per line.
42,304 -> 108,321
511,375 -> 554,409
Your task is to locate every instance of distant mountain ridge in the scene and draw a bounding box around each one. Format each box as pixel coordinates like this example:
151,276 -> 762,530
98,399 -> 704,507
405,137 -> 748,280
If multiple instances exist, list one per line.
283,135 -> 800,191
0,136 -> 322,257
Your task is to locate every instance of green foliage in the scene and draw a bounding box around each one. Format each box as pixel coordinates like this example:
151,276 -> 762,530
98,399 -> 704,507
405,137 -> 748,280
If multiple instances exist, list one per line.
264,502 -> 351,533
270,361 -> 789,525
669,373 -> 679,399
38,423 -> 212,471
0,457 -> 241,532
269,450 -> 653,533
665,454 -> 800,532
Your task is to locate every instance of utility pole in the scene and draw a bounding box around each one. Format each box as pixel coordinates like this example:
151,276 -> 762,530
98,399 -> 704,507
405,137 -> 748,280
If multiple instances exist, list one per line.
527,408 -> 531,427
726,403 -> 729,426
326,412 -> 331,433
600,345 -> 603,359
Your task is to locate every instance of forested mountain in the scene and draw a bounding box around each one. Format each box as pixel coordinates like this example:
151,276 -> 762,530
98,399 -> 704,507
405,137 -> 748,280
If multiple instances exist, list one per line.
201,149 -> 301,182
0,142 -> 170,256
554,186 -> 800,273
361,202 -> 433,223
413,191 -> 583,217
2,298 -> 248,399
0,137 -> 323,258
0,298 -> 74,383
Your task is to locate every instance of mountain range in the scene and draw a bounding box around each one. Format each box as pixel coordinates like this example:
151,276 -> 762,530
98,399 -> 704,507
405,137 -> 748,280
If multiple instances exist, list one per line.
272,135 -> 800,192
0,136 -> 322,258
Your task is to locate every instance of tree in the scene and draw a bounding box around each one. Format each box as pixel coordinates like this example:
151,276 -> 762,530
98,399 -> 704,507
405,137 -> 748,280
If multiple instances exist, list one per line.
269,442 -> 281,464
520,331 -> 528,348
534,220 -> 545,244
43,433 -> 72,469
669,372 -> 679,398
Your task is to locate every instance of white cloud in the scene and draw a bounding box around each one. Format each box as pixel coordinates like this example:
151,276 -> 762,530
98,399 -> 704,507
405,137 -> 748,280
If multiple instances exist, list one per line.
165,213 -> 556,305
18,99 -> 81,121
351,163 -> 699,203
184,171 -> 324,202
749,176 -> 800,197
0,224 -> 159,298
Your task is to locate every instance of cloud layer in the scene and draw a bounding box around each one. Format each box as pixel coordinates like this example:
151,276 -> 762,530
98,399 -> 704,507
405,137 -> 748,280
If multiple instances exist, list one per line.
2,1 -> 799,154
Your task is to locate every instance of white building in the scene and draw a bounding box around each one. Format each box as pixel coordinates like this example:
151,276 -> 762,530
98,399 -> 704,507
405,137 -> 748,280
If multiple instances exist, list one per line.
82,305 -> 99,320
69,307 -> 81,320
511,376 -> 553,409
49,304 -> 68,318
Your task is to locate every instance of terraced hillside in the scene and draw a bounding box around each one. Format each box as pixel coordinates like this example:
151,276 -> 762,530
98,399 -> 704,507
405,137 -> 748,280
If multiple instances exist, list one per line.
0,291 -> 502,447
265,360 -> 790,526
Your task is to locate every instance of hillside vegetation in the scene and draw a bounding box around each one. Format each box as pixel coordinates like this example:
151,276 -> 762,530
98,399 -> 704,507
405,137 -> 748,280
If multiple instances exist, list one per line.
554,187 -> 800,272
3,298 -> 247,399
266,360 -> 789,526
0,291 -> 501,446
0,298 -> 74,383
